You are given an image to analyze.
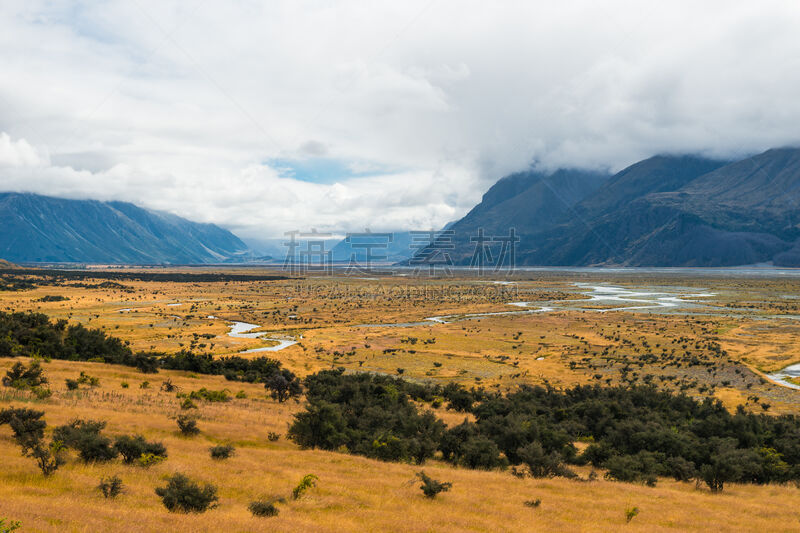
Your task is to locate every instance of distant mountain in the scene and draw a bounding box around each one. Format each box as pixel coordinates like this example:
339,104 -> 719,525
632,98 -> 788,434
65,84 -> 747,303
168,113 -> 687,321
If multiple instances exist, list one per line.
443,169 -> 610,264
0,193 -> 248,264
331,231 -> 414,264
437,148 -> 800,267
0,258 -> 17,269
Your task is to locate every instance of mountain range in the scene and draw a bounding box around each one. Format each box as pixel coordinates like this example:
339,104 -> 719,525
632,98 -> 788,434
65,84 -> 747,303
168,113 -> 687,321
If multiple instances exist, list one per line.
0,193 -> 248,264
3,147 -> 800,267
442,148 -> 800,267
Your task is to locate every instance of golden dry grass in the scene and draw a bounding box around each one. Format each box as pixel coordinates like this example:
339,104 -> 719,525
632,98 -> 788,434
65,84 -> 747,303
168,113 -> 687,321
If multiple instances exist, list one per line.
3,357 -> 800,533
3,271 -> 800,531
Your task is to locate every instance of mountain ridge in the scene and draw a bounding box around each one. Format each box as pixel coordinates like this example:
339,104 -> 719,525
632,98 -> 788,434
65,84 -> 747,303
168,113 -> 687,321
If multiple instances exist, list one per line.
0,192 -> 248,264
439,148 -> 800,267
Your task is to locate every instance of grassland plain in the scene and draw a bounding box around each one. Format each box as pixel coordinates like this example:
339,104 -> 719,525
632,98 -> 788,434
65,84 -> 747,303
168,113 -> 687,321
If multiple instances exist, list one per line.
3,268 -> 800,531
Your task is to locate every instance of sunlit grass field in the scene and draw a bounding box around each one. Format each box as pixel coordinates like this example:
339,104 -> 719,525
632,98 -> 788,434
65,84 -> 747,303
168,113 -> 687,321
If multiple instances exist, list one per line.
3,270 -> 800,531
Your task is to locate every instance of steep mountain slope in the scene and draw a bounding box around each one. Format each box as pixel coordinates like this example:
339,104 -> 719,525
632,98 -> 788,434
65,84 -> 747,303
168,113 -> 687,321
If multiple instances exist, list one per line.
439,148 -> 800,267
442,169 -> 609,264
526,155 -> 730,265
0,193 -> 248,264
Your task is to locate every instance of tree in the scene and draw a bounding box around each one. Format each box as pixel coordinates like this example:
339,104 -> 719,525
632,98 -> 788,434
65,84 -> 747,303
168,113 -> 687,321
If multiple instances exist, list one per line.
53,419 -> 117,462
176,415 -> 199,436
518,442 -> 575,478
265,370 -> 302,402
2,361 -> 47,389
700,451 -> 742,492
288,401 -> 347,450
155,474 -> 218,513
416,471 -> 452,498
0,407 -> 64,476
113,435 -> 167,464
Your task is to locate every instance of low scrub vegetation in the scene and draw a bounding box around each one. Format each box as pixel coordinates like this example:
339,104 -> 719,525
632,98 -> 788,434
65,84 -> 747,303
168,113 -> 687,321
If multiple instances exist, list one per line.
155,474 -> 219,513
416,471 -> 451,499
289,370 -> 800,491
209,444 -> 235,459
98,475 -> 124,499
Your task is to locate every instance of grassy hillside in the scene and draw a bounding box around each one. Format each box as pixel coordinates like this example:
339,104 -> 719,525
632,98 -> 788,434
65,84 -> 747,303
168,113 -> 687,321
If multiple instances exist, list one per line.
2,357 -> 800,532
3,270 -> 800,531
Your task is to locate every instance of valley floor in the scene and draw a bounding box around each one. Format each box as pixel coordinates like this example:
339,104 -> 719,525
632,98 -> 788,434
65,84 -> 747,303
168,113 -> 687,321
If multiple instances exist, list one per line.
3,268 -> 800,531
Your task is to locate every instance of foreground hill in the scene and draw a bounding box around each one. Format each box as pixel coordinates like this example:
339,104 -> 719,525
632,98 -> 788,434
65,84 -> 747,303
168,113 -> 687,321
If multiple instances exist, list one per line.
0,193 -> 248,264
443,148 -> 800,267
2,356 -> 800,533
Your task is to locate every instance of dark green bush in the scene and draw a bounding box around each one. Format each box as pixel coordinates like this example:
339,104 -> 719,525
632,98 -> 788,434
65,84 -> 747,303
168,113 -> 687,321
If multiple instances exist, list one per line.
98,475 -> 124,498
113,435 -> 167,464
416,471 -> 451,498
155,474 -> 218,513
517,442 -> 575,478
53,419 -> 117,462
265,370 -> 302,403
2,361 -> 47,390
176,415 -> 199,436
248,499 -> 280,517
0,407 -> 64,475
209,445 -> 235,459
188,388 -> 230,402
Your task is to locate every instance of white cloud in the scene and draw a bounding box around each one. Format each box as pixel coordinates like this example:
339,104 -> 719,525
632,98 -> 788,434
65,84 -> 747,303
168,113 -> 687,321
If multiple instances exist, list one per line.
0,133 -> 46,167
1,1 -> 800,238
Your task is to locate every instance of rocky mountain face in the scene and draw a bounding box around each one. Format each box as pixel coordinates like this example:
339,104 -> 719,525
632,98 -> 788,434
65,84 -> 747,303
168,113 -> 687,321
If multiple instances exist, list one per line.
0,192 -> 248,264
441,148 -> 800,267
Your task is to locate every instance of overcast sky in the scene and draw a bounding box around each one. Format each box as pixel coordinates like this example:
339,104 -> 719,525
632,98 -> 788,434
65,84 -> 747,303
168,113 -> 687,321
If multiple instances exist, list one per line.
2,1 -> 800,241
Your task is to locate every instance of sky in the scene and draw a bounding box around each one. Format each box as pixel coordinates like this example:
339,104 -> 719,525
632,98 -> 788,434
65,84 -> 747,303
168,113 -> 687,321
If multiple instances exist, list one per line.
1,1 -> 800,242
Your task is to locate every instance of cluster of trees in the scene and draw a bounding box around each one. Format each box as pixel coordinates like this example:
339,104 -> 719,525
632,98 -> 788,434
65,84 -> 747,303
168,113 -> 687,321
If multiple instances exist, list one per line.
0,312 -> 302,397
288,370 -> 800,491
3,268 -> 290,283
0,408 -> 168,471
0,311 -> 136,366
288,369 -> 444,463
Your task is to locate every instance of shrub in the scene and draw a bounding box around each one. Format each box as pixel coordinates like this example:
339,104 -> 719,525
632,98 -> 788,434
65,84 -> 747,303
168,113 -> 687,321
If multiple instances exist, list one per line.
0,518 -> 22,533
189,388 -> 230,402
77,371 -> 100,387
518,442 -> 575,478
121,382 -> 129,389
665,456 -> 696,482
113,435 -> 167,464
65,378 -> 79,390
140,381 -> 150,389
180,398 -> 198,410
265,370 -> 302,403
625,506 -> 639,523
267,432 -> 280,442
30,440 -> 66,476
160,379 -> 177,392
2,361 -> 47,390
0,407 -> 46,443
98,475 -> 124,499
1,407 -> 65,476
416,471 -> 452,499
524,499 -> 541,508
53,419 -> 117,462
458,436 -> 508,470
248,499 -> 281,517
700,452 -> 742,493
155,474 -> 219,513
176,415 -> 199,436
292,474 -> 319,499
138,453 -> 166,468
31,387 -> 52,400
209,445 -> 235,459
235,390 -> 246,399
